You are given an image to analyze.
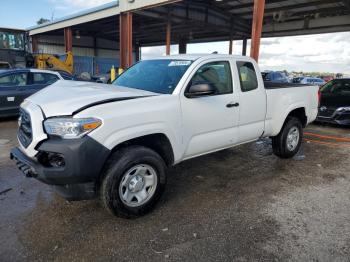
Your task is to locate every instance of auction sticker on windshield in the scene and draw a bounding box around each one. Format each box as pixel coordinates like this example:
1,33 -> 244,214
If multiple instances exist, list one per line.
168,61 -> 192,66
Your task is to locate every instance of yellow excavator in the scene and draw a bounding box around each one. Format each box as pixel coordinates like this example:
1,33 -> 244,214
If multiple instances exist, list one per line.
34,51 -> 74,74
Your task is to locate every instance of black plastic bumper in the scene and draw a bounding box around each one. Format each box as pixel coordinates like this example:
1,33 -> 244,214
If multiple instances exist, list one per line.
316,111 -> 350,126
10,136 -> 110,200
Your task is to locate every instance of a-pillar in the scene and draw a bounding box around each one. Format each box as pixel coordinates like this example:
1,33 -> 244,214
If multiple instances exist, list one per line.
120,12 -> 133,69
179,37 -> 187,54
64,27 -> 73,53
250,0 -> 265,62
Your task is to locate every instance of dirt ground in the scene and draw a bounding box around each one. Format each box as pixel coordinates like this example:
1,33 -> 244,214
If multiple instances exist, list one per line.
0,119 -> 349,262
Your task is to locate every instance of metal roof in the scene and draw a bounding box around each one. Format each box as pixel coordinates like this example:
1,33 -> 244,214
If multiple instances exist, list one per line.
27,1 -> 119,31
28,0 -> 350,45
0,27 -> 25,32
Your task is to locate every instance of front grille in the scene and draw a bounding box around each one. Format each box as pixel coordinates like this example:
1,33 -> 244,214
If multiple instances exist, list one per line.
18,109 -> 33,148
336,112 -> 350,121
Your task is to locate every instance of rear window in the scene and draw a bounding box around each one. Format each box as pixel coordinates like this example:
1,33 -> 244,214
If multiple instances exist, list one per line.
237,61 -> 258,92
33,73 -> 59,85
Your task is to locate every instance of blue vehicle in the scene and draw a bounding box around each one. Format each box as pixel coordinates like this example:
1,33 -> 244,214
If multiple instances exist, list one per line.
300,77 -> 326,86
0,69 -> 70,117
262,71 -> 289,83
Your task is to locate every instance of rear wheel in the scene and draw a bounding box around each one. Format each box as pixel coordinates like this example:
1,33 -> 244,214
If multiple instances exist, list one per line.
272,117 -> 303,159
100,146 -> 167,218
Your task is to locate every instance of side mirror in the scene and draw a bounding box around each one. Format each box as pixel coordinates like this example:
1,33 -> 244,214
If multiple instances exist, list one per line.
185,83 -> 217,98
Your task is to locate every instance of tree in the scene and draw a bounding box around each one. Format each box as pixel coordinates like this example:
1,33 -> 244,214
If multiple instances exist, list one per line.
37,18 -> 50,25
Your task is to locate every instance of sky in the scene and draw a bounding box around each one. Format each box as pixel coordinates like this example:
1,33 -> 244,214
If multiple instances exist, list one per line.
1,0 -> 349,74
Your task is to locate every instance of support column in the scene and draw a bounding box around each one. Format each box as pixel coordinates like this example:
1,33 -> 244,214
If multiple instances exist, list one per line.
166,20 -> 171,55
31,36 -> 38,53
135,43 -> 140,62
120,12 -> 133,69
242,38 -> 247,56
93,37 -> 98,75
229,32 -> 233,55
229,18 -> 234,55
179,37 -> 187,54
250,0 -> 265,62
64,27 -> 73,53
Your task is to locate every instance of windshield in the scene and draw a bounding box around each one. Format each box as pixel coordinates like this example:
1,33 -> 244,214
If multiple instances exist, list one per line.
113,59 -> 192,94
0,31 -> 24,50
320,79 -> 350,94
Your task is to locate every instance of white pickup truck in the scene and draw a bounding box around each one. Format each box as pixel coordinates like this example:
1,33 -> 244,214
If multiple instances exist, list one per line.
11,54 -> 319,218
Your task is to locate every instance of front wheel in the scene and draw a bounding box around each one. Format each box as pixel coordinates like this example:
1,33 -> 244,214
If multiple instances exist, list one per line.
272,117 -> 303,159
100,146 -> 167,218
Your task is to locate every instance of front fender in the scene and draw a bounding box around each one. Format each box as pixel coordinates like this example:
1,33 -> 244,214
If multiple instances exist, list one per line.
87,121 -> 181,163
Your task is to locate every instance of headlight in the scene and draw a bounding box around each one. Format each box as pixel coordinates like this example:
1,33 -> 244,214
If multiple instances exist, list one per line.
44,117 -> 102,139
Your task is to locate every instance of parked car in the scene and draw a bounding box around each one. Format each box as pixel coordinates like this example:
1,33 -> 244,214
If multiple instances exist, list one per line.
300,77 -> 325,86
292,77 -> 305,83
262,71 -> 289,83
10,54 -> 319,218
0,69 -> 65,117
50,69 -> 76,80
92,71 -> 111,84
0,61 -> 11,69
316,78 -> 350,125
320,75 -> 334,83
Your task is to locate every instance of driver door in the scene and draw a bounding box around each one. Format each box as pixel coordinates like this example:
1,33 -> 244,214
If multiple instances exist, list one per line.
180,60 -> 240,159
0,72 -> 28,115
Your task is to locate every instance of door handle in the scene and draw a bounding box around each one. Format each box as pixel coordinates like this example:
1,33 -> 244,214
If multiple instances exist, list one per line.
226,102 -> 239,108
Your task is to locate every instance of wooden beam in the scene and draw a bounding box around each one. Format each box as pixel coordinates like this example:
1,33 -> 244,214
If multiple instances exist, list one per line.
250,0 -> 265,62
120,12 -> 133,69
64,27 -> 72,53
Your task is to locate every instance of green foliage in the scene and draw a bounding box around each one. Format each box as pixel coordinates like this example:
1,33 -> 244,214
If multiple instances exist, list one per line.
36,18 -> 50,25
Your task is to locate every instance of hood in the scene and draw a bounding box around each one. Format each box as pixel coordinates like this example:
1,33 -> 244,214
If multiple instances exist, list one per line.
27,80 -> 157,117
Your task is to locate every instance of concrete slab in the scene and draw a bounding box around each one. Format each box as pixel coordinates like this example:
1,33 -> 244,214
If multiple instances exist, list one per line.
0,119 -> 349,261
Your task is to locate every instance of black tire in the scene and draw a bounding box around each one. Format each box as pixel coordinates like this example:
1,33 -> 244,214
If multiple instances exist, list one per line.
272,117 -> 303,159
100,146 -> 167,218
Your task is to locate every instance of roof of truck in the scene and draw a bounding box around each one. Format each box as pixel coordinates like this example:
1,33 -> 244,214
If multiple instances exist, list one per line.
144,54 -> 254,61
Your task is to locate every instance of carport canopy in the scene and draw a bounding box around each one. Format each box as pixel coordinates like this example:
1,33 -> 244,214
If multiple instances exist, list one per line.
28,0 -> 350,68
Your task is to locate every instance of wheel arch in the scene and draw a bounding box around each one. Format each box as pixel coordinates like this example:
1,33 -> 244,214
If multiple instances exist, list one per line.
273,106 -> 307,136
108,133 -> 175,167
285,107 -> 307,128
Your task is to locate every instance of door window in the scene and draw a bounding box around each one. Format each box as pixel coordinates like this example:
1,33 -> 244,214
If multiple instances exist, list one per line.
190,61 -> 233,95
33,73 -> 59,85
0,73 -> 27,87
236,61 -> 258,92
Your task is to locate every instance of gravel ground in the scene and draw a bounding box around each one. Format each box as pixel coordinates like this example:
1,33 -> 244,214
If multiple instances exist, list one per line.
0,119 -> 349,262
